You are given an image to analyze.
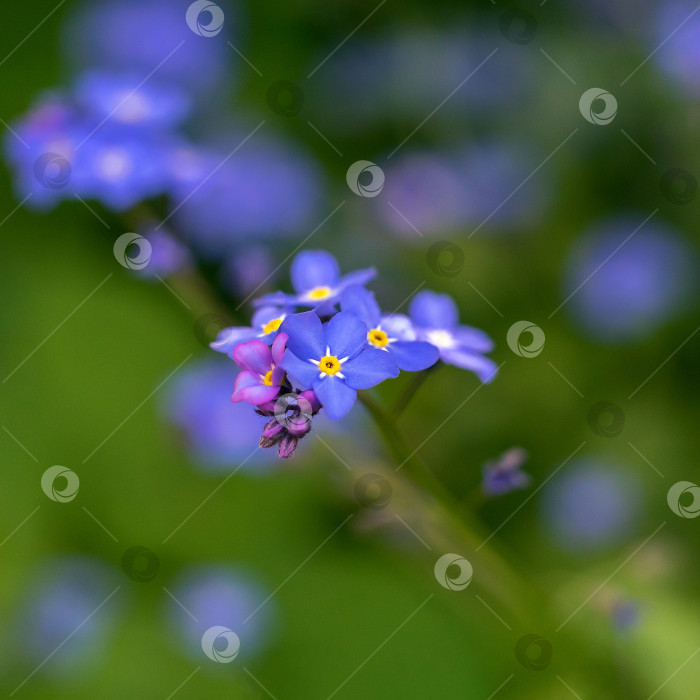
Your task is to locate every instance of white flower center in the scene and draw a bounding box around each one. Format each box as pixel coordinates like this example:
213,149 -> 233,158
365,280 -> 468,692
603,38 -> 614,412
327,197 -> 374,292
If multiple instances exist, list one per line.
98,149 -> 131,179
426,329 -> 456,350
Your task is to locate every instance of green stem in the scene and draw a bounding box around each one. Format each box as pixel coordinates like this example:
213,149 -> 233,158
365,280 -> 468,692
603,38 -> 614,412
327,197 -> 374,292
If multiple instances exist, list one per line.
391,364 -> 441,418
357,391 -> 537,623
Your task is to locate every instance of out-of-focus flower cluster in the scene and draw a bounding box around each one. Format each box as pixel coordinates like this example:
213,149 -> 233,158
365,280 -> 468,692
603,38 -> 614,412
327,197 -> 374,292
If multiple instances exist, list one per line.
212,249 -> 498,457
3,0 -> 322,261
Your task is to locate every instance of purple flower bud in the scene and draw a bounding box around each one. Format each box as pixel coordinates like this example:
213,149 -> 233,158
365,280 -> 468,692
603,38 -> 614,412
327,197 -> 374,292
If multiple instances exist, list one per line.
299,389 -> 322,414
286,412 -> 312,437
262,419 -> 285,441
278,434 -> 299,458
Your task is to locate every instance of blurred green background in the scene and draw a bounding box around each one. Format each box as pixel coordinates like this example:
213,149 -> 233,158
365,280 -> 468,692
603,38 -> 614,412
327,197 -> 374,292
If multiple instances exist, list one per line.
2,0 -> 700,698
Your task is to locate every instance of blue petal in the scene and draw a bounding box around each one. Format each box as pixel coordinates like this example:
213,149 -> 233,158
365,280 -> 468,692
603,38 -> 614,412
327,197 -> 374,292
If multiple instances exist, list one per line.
210,326 -> 256,354
381,313 -> 417,341
454,325 -> 494,353
314,300 -> 338,316
291,250 -> 340,293
342,348 -> 399,389
326,311 -> 368,359
279,311 -> 326,360
389,341 -> 440,372
441,350 -> 499,383
337,267 -> 376,291
252,291 -> 294,307
409,290 -> 459,329
280,349 -> 319,388
251,305 -> 288,328
341,285 -> 381,327
313,376 -> 357,420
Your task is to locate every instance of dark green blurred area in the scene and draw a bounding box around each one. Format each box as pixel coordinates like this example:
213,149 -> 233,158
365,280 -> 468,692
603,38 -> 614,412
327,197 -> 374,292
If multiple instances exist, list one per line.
2,1 -> 700,699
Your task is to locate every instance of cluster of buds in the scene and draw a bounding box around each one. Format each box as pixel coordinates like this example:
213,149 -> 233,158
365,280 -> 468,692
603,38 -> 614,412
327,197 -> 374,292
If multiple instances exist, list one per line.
256,388 -> 321,458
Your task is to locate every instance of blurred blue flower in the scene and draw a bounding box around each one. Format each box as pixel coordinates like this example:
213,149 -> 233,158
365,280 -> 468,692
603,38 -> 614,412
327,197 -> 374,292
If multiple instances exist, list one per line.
164,357 -> 277,473
220,246 -> 275,298
4,91 -> 183,212
280,311 -> 399,420
133,228 -> 192,280
74,71 -> 191,128
71,126 -> 181,212
379,152 -> 465,237
564,216 -> 697,342
482,447 -> 531,497
613,599 -> 641,633
20,556 -> 119,672
653,1 -> 700,94
380,142 -> 548,238
540,457 -> 644,553
169,136 -> 324,257
167,565 -> 274,662
4,94 -> 82,209
62,0 -> 234,96
340,285 -> 439,371
408,291 -> 498,382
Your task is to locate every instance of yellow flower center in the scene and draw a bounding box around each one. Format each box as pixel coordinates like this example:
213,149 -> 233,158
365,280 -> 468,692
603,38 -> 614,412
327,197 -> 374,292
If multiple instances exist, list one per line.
263,370 -> 274,386
262,317 -> 283,334
367,328 -> 389,348
307,286 -> 332,301
318,355 -> 341,375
